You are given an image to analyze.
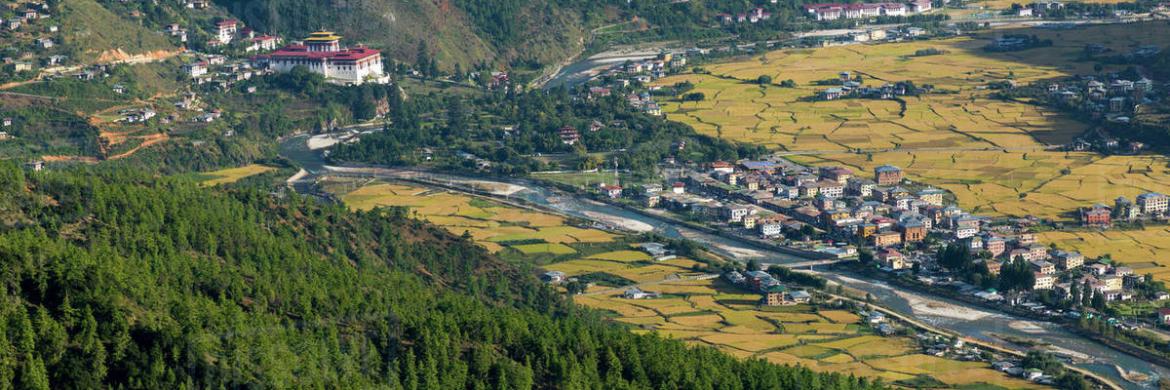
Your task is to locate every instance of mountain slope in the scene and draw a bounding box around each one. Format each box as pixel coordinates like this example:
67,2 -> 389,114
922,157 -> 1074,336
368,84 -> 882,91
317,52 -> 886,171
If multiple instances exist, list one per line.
57,0 -> 178,62
213,0 -> 603,70
0,164 -> 884,389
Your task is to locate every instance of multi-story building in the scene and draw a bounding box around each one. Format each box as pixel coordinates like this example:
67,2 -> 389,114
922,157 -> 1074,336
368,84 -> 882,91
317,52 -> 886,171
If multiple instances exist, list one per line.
900,220 -> 926,242
874,165 -> 904,186
258,32 -> 387,85
1033,273 -> 1055,290
873,230 -> 903,247
1052,250 -> 1084,270
215,19 -> 238,43
1080,203 -> 1112,227
1030,260 -> 1056,275
1137,192 -> 1168,215
917,188 -> 945,207
877,248 -> 907,269
847,177 -> 876,197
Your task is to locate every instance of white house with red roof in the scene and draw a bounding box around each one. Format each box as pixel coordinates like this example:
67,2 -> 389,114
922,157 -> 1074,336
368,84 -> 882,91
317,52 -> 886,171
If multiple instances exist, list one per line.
256,32 -> 387,85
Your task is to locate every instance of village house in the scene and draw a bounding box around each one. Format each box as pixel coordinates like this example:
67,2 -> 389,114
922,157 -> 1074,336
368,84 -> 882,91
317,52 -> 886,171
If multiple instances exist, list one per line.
1030,260 -> 1056,275
763,285 -> 788,306
1033,273 -> 1055,290
872,230 -> 902,247
540,271 -> 566,284
899,219 -> 926,242
983,259 -> 1002,276
623,287 -> 660,300
1158,308 -> 1170,325
1080,203 -> 1112,227
874,165 -> 903,186
600,184 -> 622,199
558,125 -> 580,145
215,19 -> 238,43
877,248 -> 907,270
917,188 -> 945,206
183,62 -> 208,78
1052,250 -> 1084,270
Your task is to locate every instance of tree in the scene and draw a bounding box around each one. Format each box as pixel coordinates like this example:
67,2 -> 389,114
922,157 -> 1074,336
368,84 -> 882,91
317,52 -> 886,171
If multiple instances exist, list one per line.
756,75 -> 773,85
746,259 -> 761,272
780,79 -> 797,88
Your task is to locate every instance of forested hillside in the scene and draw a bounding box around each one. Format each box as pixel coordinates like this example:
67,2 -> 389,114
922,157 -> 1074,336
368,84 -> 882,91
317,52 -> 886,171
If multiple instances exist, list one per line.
0,164 -> 884,389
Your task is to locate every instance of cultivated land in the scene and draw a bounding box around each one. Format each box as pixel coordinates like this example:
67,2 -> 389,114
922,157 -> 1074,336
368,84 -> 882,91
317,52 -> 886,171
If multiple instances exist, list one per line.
197,164 -> 277,186
338,181 -> 615,253
330,180 -> 1037,387
655,22 -> 1170,220
560,258 -> 1043,389
1038,227 -> 1170,282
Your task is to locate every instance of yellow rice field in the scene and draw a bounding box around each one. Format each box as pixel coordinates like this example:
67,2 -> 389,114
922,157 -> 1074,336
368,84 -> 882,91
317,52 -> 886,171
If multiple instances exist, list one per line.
198,164 -> 276,186
340,182 -> 615,252
574,272 -> 1041,388
655,22 -> 1170,220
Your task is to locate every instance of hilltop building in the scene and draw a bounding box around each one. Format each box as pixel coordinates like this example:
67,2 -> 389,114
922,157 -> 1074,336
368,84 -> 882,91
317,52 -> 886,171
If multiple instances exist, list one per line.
256,32 -> 387,85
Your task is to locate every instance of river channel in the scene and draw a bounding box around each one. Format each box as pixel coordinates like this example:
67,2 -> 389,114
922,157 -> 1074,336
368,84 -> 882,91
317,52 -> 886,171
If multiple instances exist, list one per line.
280,133 -> 1166,389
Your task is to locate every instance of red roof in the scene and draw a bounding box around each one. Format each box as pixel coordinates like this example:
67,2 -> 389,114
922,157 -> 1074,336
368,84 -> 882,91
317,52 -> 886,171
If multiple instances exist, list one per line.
264,45 -> 381,62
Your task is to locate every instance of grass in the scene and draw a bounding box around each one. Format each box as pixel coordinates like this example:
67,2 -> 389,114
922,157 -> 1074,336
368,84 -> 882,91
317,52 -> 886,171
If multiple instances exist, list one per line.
653,22 -> 1170,221
198,164 -> 277,186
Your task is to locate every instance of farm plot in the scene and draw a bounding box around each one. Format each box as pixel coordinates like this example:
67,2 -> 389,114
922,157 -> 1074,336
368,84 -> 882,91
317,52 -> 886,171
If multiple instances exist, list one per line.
338,181 -> 615,254
197,164 -> 276,186
655,22 -> 1170,221
573,265 -> 1036,388
1037,228 -> 1170,282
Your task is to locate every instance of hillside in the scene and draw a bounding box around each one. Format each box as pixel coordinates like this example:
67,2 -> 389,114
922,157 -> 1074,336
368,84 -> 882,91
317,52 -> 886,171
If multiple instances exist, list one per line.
57,0 -> 177,61
0,164 -> 885,389
213,0 -> 605,70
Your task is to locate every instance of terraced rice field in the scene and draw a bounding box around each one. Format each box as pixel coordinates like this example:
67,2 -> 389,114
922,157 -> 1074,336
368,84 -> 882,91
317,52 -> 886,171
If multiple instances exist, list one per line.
1037,227 -> 1170,282
197,164 -> 276,186
655,22 -> 1170,220
340,182 -> 615,253
573,273 -> 1042,388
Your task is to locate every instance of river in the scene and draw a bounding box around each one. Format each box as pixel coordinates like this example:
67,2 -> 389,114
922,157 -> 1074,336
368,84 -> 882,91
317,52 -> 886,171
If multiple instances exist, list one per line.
280,133 -> 1166,388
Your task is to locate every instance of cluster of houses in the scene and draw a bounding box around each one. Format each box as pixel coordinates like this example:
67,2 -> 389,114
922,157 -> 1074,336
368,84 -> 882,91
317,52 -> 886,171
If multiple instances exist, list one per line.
1,1 -> 61,73
623,160 -> 986,253
182,53 -> 267,91
1039,73 -> 1158,124
722,270 -> 812,306
819,71 -> 927,100
715,8 -> 773,24
802,0 -> 933,21
1078,192 -> 1170,227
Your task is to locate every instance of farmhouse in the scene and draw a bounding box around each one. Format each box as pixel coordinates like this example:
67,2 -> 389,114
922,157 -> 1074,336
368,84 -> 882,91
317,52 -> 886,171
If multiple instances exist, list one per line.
1080,204 -> 1111,227
877,248 -> 907,270
256,32 -> 387,85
